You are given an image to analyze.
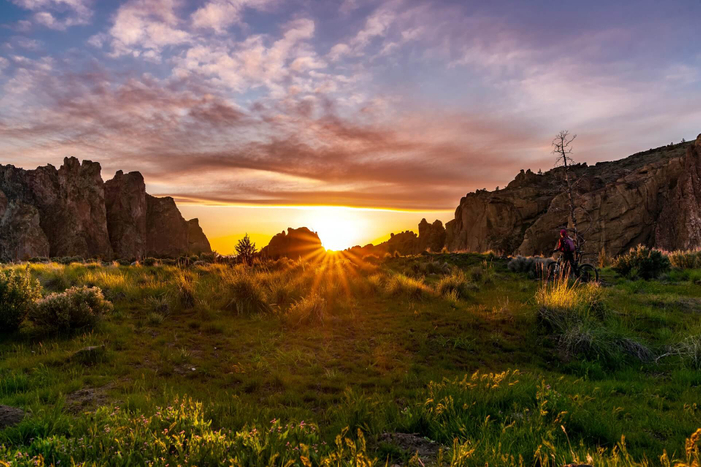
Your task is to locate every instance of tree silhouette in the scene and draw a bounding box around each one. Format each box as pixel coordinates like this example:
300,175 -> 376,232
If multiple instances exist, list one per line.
235,234 -> 257,266
553,130 -> 579,241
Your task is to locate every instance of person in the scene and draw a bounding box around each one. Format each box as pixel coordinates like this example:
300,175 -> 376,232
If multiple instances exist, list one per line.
554,229 -> 576,274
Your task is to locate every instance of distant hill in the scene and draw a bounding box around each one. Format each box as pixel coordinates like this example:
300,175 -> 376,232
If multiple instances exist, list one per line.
0,157 -> 211,262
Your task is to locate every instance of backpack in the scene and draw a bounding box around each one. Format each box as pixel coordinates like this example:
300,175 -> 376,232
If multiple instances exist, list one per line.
563,237 -> 575,252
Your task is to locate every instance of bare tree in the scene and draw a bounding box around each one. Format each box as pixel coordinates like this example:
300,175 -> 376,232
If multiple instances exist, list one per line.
552,130 -> 579,241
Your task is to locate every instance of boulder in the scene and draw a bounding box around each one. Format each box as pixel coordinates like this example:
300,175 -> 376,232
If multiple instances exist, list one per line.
0,405 -> 25,429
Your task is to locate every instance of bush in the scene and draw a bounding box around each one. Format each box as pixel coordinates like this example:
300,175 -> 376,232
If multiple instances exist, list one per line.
668,249 -> 701,270
29,286 -> 112,332
612,245 -> 670,279
143,257 -> 159,267
0,268 -> 42,332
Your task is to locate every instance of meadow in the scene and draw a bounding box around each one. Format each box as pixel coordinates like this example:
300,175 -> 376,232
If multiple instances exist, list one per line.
0,250 -> 700,466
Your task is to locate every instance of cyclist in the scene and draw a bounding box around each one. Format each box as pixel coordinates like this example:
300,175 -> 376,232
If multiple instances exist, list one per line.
553,229 -> 576,274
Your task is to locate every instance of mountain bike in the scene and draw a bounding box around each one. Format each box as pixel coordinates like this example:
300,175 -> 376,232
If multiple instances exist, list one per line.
547,245 -> 599,283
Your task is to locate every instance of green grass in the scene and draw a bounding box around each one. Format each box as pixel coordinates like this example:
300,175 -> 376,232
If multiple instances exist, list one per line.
0,254 -> 700,466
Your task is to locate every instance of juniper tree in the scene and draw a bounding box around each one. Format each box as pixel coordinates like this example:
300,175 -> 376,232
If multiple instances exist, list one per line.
235,234 -> 257,266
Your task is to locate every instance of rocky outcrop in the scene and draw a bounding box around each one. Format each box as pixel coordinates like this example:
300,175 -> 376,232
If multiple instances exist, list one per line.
655,134 -> 701,251
260,227 -> 324,260
145,194 -> 190,258
187,219 -> 211,255
418,219 -> 446,252
105,171 -> 147,259
446,137 -> 700,257
0,191 -> 50,261
346,220 -> 446,257
0,158 -> 211,261
0,158 -> 112,260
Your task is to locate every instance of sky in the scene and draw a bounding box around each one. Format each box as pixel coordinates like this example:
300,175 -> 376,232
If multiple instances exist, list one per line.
1,0 -> 700,253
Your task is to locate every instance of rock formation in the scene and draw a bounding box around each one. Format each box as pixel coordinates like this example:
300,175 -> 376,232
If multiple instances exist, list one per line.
418,219 -> 446,252
0,158 -> 212,262
188,219 -> 212,255
104,170 -> 147,259
446,136 -> 701,257
260,227 -> 324,260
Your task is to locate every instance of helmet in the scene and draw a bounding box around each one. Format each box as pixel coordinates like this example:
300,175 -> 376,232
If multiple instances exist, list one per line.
560,229 -> 567,236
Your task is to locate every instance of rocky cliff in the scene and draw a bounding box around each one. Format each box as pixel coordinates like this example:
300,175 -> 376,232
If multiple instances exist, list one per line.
0,158 -> 212,261
260,227 -> 325,260
446,134 -> 701,258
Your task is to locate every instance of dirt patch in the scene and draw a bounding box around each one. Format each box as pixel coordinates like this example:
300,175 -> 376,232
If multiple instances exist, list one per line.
65,387 -> 109,414
0,405 -> 25,429
379,432 -> 442,464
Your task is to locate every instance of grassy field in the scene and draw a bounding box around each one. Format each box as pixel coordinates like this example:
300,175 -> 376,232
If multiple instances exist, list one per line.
0,252 -> 700,466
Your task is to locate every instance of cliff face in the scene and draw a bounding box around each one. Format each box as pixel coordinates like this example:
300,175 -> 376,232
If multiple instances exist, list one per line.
447,135 -> 701,257
0,158 -> 212,261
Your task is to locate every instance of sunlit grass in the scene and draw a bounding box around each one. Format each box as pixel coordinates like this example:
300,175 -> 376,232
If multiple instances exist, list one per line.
0,253 -> 700,465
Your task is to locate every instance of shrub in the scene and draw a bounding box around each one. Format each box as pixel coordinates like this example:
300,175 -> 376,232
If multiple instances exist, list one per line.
29,286 -> 112,332
224,274 -> 272,315
668,249 -> 701,270
143,257 -> 159,267
0,268 -> 42,332
612,245 -> 670,279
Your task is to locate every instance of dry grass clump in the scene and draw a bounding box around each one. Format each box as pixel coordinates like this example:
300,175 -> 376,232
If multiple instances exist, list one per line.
174,271 -> 197,309
436,271 -> 475,300
658,335 -> 701,369
223,273 -> 272,315
536,276 -> 653,365
286,294 -> 327,324
384,273 -> 431,301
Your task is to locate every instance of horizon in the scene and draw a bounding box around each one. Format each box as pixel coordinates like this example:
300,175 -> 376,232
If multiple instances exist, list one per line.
1,0 -> 700,252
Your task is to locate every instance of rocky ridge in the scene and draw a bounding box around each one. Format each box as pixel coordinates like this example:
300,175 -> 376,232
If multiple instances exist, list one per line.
348,134 -> 701,259
0,158 -> 211,262
446,135 -> 701,257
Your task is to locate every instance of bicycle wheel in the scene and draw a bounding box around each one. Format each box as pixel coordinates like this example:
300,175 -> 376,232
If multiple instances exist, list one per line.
577,264 -> 599,283
545,261 -> 559,282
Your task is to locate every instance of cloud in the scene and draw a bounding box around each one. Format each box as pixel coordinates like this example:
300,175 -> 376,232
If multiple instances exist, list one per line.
11,0 -> 92,29
191,0 -> 275,33
173,17 -> 324,96
108,0 -> 191,56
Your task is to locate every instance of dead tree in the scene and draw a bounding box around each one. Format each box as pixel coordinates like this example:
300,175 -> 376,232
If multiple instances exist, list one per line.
552,130 -> 579,242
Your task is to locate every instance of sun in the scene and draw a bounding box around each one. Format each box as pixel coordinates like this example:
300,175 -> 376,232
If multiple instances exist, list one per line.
312,215 -> 361,251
